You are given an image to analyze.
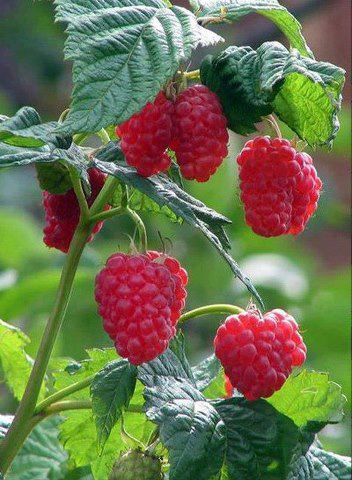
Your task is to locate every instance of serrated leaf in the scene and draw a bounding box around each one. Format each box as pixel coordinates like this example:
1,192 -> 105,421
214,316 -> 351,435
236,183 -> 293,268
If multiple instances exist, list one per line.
267,370 -> 346,428
214,397 -> 299,479
7,417 -> 68,480
307,446 -> 351,480
91,359 -> 137,451
0,319 -> 45,401
0,107 -> 89,184
194,0 -> 312,57
55,0 -> 222,134
144,378 -> 226,480
192,354 -> 222,392
200,42 -> 345,146
111,182 -> 181,223
93,141 -> 263,307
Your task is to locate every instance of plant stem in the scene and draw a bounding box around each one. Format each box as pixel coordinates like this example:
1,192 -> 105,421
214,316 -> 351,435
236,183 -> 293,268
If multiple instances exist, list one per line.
183,69 -> 200,80
126,207 -> 148,252
179,304 -> 244,323
0,223 -> 92,475
44,399 -> 92,416
69,168 -> 90,222
34,375 -> 95,414
89,206 -> 124,224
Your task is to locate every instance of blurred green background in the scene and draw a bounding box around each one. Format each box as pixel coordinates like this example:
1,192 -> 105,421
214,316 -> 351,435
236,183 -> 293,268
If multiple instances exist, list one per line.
0,0 -> 350,456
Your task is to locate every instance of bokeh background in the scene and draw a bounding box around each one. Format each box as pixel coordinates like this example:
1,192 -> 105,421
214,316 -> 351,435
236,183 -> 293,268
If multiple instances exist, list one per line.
0,0 -> 350,456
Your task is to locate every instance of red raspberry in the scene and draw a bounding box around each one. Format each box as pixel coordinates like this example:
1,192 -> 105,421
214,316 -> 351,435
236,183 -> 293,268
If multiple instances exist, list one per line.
95,252 -> 187,365
146,251 -> 188,325
224,375 -> 233,398
171,85 -> 229,182
214,309 -> 306,401
116,92 -> 174,177
43,168 -> 108,253
237,136 -> 322,237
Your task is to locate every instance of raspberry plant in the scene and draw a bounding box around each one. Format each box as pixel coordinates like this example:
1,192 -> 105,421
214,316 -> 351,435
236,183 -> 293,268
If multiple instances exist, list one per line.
0,0 -> 350,479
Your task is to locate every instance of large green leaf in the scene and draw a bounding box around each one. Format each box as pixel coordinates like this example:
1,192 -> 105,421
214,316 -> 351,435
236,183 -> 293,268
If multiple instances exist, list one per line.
193,0 -> 311,57
0,107 -> 88,183
192,354 -> 222,392
200,42 -> 345,146
90,359 -> 137,451
267,370 -> 346,428
7,417 -> 68,480
55,0 -> 222,134
0,319 -> 45,401
93,141 -> 263,307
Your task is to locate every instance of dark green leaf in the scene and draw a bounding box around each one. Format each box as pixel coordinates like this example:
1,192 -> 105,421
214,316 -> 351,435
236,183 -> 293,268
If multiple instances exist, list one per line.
144,378 -> 226,480
214,397 -> 299,479
91,360 -> 137,451
64,467 -> 94,480
93,141 -> 263,307
36,162 -> 72,194
192,354 -> 222,392
267,370 -> 346,428
194,0 -> 312,57
8,417 -> 68,480
200,42 -> 345,146
0,414 -> 13,440
55,0 -> 222,134
111,182 -> 181,223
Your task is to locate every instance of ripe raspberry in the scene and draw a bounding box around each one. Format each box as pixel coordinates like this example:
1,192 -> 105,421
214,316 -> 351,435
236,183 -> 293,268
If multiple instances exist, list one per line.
146,251 -> 188,325
214,309 -> 306,401
116,92 -> 174,177
109,449 -> 163,480
224,375 -> 233,398
95,252 -> 187,365
237,136 -> 322,237
171,85 -> 229,182
43,168 -> 108,253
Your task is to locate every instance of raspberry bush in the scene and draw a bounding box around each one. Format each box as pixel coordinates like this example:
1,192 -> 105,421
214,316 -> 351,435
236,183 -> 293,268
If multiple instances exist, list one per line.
0,1 -> 349,479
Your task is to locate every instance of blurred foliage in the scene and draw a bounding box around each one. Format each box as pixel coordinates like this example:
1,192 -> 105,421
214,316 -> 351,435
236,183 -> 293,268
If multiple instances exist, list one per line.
0,0 -> 350,459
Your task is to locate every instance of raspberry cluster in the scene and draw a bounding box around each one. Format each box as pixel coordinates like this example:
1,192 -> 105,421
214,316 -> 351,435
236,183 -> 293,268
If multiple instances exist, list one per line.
237,136 -> 322,237
43,168 -> 108,253
116,92 -> 174,177
95,252 -> 187,365
214,309 -> 306,400
117,85 -> 229,182
170,85 -> 229,182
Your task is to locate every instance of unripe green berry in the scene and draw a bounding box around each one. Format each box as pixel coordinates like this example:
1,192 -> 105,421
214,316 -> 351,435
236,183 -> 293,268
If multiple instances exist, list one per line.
109,449 -> 163,480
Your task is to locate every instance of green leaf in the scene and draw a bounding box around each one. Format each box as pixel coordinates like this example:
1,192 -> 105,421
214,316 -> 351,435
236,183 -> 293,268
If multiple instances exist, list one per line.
91,359 -> 137,451
306,446 -> 351,480
0,319 -> 45,401
8,417 -> 68,480
0,414 -> 13,440
200,42 -> 345,146
93,141 -> 263,307
111,182 -> 181,223
267,370 -> 346,428
64,467 -> 94,480
36,162 -> 72,194
192,354 -> 221,392
55,0 -> 222,134
144,378 -> 226,480
214,397 -> 299,479
0,107 -> 89,183
194,0 -> 312,57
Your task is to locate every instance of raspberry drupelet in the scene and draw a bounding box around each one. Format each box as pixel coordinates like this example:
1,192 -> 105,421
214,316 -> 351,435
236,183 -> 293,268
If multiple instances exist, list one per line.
237,136 -> 322,237
43,168 -> 108,253
214,309 -> 306,401
95,252 -> 188,365
116,92 -> 174,177
171,85 -> 229,182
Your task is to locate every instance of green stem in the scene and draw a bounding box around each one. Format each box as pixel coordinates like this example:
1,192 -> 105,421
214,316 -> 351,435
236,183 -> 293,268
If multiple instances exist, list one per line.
44,399 -> 92,416
126,207 -> 148,252
179,304 -> 244,323
89,206 -> 124,224
69,169 -> 90,222
183,69 -> 200,81
35,375 -> 95,414
90,176 -> 120,217
0,223 -> 92,475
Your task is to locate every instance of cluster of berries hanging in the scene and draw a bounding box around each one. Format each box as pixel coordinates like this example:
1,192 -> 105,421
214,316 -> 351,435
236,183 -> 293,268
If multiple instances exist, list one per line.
116,85 -> 229,182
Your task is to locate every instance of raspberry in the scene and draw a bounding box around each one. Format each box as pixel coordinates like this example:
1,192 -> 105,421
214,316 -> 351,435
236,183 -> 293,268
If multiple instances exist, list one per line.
171,85 -> 229,182
237,136 -> 322,237
214,309 -> 307,401
43,168 -> 108,253
109,449 -> 163,480
116,92 -> 174,177
95,252 -> 187,365
146,251 -> 188,325
224,375 -> 233,398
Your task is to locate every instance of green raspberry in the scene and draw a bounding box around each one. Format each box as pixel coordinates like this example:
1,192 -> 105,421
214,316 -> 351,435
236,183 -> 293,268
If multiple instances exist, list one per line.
109,449 -> 163,480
